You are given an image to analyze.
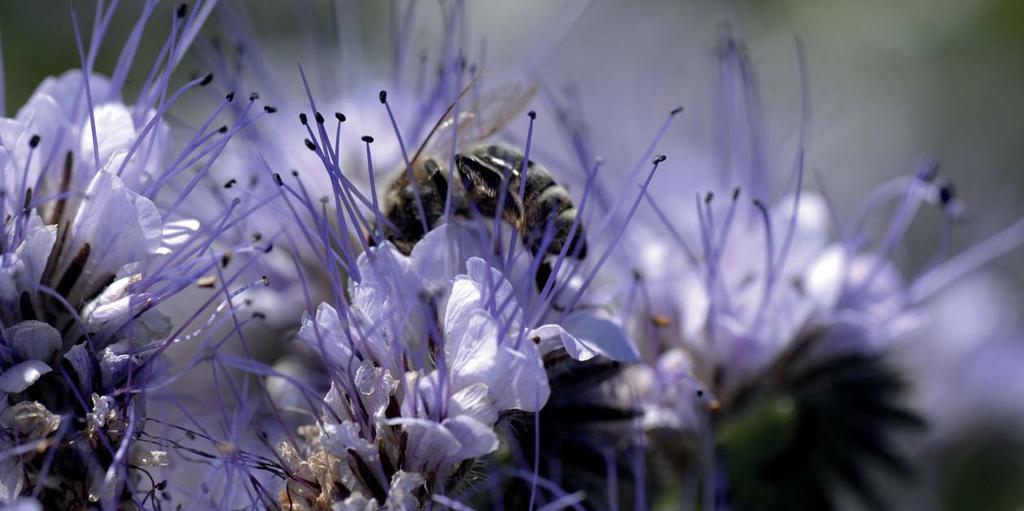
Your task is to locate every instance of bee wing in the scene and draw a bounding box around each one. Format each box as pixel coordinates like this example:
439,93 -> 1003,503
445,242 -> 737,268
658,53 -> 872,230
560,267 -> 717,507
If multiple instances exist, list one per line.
414,81 -> 538,162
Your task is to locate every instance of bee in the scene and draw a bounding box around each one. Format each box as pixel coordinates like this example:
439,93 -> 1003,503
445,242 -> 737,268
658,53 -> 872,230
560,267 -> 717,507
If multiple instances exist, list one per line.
379,81 -> 588,268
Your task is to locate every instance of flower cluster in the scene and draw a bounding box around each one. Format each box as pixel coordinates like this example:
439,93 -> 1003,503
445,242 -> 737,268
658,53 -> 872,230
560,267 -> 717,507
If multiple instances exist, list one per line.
0,2 -> 278,507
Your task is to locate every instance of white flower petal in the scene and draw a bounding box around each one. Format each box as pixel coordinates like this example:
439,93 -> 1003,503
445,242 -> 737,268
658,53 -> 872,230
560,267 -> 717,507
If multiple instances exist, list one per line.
490,342 -> 550,412
8,320 -> 62,362
388,418 -> 461,471
804,245 -> 847,310
771,193 -> 830,274
449,382 -> 498,425
80,102 -> 136,171
442,415 -> 499,461
298,303 -> 354,368
446,310 -> 499,390
0,450 -> 25,500
0,360 -> 51,393
562,312 -> 640,362
64,171 -> 163,286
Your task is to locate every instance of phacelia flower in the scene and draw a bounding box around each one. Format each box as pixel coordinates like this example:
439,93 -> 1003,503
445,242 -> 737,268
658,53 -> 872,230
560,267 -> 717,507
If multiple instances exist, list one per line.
0,2 -> 273,506
588,30 -> 1024,510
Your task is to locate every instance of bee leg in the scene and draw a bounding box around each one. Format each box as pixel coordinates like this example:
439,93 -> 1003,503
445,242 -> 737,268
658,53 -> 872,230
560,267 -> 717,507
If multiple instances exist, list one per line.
427,167 -> 449,219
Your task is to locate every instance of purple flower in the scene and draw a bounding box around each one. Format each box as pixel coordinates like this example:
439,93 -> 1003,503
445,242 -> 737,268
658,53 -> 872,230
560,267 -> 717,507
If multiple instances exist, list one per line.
0,2 -> 271,506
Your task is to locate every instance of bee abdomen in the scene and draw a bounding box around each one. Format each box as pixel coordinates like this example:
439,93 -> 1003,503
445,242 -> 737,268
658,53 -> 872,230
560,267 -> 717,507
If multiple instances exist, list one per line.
523,186 -> 586,259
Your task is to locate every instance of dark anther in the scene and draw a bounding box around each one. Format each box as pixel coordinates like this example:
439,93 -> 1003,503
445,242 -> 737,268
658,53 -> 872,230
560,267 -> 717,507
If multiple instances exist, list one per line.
696,389 -> 704,397
652,154 -> 667,164
28,135 -> 40,148
252,312 -> 267,320
314,112 -> 324,124
291,169 -> 299,177
224,178 -> 237,188
263,243 -> 274,253
250,232 -> 262,242
199,73 -> 214,86
671,106 -> 684,115
304,139 -> 317,151
361,135 -> 374,143
217,125 -> 228,134
225,91 -> 235,102
176,4 -> 187,18
263,105 -> 278,114
528,110 -> 537,120
299,113 -> 308,125
221,252 -> 232,267
732,187 -> 741,200
273,173 -> 283,186
379,90 -> 387,104
705,192 -> 714,204
940,183 -> 955,204
248,92 -> 260,101
335,112 -> 346,122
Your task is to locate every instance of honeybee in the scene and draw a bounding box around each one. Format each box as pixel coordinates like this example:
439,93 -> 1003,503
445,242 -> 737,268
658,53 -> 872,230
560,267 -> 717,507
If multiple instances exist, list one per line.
379,82 -> 587,267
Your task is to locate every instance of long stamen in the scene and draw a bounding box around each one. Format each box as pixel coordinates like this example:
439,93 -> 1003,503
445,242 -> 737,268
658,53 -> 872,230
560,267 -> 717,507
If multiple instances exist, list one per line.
443,54 -> 467,222
70,5 -> 102,173
559,155 -> 665,320
855,159 -> 938,294
908,217 -> 1024,303
750,199 -> 776,333
380,89 -> 428,233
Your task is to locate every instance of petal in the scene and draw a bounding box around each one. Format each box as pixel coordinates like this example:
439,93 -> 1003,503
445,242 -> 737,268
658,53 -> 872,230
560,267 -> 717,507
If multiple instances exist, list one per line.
562,312 -> 640,362
464,257 -> 523,333
63,171 -> 163,286
63,343 -> 94,393
5,93 -> 74,188
0,454 -> 25,500
80,102 -> 136,172
297,304 -> 351,365
804,244 -> 846,310
449,382 -> 498,425
385,471 -> 425,511
388,417 -> 462,471
678,269 -> 710,339
444,277 -> 483,337
771,192 -> 830,274
442,415 -> 500,461
0,360 -> 51,393
14,213 -> 57,292
31,70 -> 116,118
490,341 -> 550,412
529,323 -> 596,361
7,320 -> 61,362
409,223 -> 476,294
446,310 -> 499,390
531,313 -> 641,363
